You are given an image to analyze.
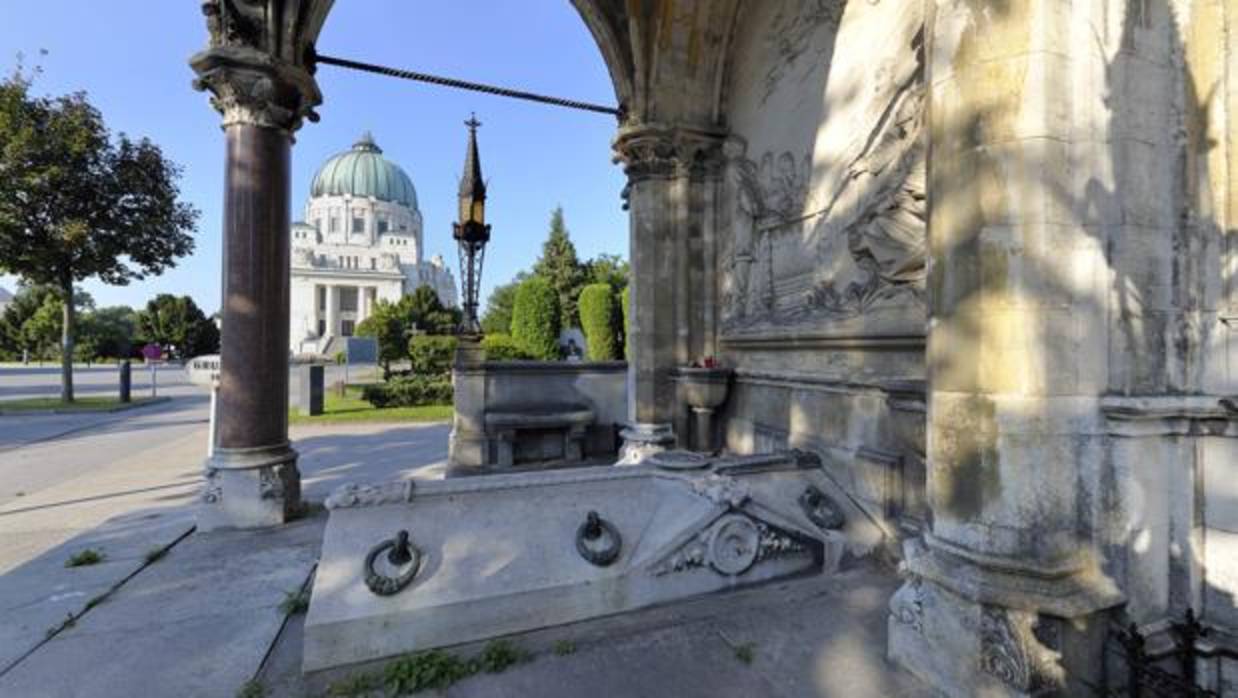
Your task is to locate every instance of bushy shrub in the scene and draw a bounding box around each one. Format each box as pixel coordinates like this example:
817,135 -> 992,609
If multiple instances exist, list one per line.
408,335 -> 457,376
510,276 -> 560,360
480,333 -> 534,361
362,376 -> 453,408
578,283 -> 619,360
620,285 -> 630,360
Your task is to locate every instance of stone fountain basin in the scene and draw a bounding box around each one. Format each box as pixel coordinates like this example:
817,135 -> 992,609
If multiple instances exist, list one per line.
675,367 -> 734,410
303,455 -> 877,672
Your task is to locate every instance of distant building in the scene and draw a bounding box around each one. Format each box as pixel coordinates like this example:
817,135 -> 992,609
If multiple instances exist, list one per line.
290,132 -> 457,356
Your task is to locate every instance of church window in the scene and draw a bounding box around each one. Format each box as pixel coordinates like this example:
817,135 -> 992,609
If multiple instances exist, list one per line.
329,216 -> 340,233
377,217 -> 389,234
352,216 -> 365,234
370,258 -> 376,270
339,288 -> 358,312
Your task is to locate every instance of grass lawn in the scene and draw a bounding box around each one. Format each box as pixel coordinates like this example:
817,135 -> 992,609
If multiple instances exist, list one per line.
0,396 -> 158,414
288,385 -> 452,425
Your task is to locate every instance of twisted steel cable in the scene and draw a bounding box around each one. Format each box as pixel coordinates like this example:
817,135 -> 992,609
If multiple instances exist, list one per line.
315,53 -> 623,119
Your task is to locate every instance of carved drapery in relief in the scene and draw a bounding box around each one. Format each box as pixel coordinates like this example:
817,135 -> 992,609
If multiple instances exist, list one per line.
720,24 -> 927,335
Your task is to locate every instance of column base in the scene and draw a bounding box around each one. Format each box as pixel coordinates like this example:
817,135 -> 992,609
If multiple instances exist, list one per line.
617,423 -> 675,465
199,443 -> 301,531
888,539 -> 1121,697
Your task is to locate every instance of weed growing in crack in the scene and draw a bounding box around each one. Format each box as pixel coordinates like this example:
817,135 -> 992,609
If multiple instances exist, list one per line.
65,549 -> 104,567
327,640 -> 532,696
553,639 -> 577,656
734,642 -> 757,665
278,587 -> 310,615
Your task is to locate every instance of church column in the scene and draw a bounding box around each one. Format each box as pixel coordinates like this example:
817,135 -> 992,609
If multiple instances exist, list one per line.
612,125 -> 724,461
888,0 -> 1122,694
325,285 -> 340,338
190,0 -> 333,530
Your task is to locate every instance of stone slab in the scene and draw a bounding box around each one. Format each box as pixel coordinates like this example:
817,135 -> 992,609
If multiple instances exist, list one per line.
304,454 -> 874,671
0,518 -> 321,698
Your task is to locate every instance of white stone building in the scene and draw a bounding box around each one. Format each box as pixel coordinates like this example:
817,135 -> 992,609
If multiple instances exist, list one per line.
289,132 -> 456,356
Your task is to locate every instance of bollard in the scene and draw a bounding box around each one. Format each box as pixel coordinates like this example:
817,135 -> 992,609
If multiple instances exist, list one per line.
119,361 -> 132,403
207,376 -> 219,457
297,364 -> 324,416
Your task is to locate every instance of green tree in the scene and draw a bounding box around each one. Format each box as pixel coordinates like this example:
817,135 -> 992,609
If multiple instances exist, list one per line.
356,286 -> 461,378
407,335 -> 458,376
587,254 -> 629,294
578,283 -> 620,361
621,285 -> 630,360
480,272 -> 527,335
135,295 -> 219,360
0,283 -> 59,360
20,294 -> 62,361
0,69 -> 198,400
80,305 -> 138,360
531,207 -> 586,329
355,298 -> 407,379
510,276 -> 560,360
405,285 -> 460,335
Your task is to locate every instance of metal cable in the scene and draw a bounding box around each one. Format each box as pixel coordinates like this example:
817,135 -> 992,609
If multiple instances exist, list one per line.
315,53 -> 623,119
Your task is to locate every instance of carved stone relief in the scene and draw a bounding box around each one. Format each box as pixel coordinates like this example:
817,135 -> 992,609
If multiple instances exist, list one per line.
650,512 -> 810,577
759,0 -> 845,106
721,21 -> 927,336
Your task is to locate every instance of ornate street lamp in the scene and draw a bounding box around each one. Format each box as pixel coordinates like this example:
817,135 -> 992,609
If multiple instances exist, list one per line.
453,114 -> 490,336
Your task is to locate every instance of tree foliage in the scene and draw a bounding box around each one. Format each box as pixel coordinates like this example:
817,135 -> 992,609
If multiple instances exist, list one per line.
135,294 -> 219,360
0,69 -> 199,399
408,335 -> 457,376
510,276 -> 560,360
480,333 -> 534,361
356,285 -> 460,378
531,207 -> 586,329
480,272 -> 526,336
587,253 -> 629,294
621,285 -> 630,360
578,283 -> 620,361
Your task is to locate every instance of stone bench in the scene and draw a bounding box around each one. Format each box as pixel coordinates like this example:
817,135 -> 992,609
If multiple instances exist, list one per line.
484,405 -> 596,467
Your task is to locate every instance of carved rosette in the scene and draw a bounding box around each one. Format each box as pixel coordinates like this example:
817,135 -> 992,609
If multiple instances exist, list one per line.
978,606 -> 1065,693
190,0 -> 335,133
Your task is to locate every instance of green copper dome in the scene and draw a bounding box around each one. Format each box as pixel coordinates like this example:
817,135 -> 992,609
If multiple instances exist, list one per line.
310,132 -> 418,209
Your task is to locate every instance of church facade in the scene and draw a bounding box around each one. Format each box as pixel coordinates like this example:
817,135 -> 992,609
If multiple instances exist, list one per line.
289,132 -> 456,356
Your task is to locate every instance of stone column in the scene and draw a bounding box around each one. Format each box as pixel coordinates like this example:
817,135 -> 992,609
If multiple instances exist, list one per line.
190,0 -> 333,530
612,125 -> 725,462
325,285 -> 340,339
888,0 -> 1122,694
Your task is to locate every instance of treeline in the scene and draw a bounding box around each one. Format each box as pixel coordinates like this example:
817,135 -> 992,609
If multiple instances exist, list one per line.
480,206 -> 628,361
0,284 -> 219,363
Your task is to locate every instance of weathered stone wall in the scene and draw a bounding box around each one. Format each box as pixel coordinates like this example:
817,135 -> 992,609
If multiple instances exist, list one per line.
714,0 -> 929,537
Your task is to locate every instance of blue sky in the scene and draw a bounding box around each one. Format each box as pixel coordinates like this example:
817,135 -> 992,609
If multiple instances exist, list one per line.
0,2 -> 627,314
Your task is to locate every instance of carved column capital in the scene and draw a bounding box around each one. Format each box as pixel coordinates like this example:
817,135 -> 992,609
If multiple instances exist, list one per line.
190,0 -> 334,133
612,124 -> 726,182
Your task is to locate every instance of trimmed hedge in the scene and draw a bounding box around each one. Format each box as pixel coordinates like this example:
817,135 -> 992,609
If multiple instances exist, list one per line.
620,285 -> 630,360
481,333 -> 534,361
408,335 -> 457,376
578,283 -> 619,360
510,276 -> 560,360
362,376 -> 453,408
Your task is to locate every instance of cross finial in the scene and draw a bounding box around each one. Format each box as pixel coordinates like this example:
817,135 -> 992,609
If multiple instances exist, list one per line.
464,113 -> 482,131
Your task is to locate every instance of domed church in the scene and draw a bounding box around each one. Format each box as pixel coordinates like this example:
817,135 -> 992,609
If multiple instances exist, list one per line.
289,132 -> 457,356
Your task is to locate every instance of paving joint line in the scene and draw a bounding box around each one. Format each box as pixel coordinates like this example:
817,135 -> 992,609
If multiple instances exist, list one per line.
0,525 -> 197,678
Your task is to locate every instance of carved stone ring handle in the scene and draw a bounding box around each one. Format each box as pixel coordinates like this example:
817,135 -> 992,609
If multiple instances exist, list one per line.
576,511 -> 622,567
364,529 -> 422,596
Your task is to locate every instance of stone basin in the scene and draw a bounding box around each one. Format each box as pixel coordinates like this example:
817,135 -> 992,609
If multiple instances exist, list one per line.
303,451 -> 879,673
675,367 -> 734,410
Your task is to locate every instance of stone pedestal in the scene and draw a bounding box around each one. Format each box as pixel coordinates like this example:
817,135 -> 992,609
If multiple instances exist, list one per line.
189,3 -> 330,529
447,336 -> 487,473
617,422 -> 676,464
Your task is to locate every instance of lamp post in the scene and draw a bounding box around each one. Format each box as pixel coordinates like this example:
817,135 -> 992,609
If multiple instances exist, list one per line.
454,114 -> 490,336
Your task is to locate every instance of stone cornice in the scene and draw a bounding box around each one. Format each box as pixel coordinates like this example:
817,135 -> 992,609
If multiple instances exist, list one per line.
1101,394 -> 1238,437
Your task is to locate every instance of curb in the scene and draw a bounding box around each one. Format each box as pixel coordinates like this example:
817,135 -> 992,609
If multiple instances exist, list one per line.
0,395 -> 173,417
